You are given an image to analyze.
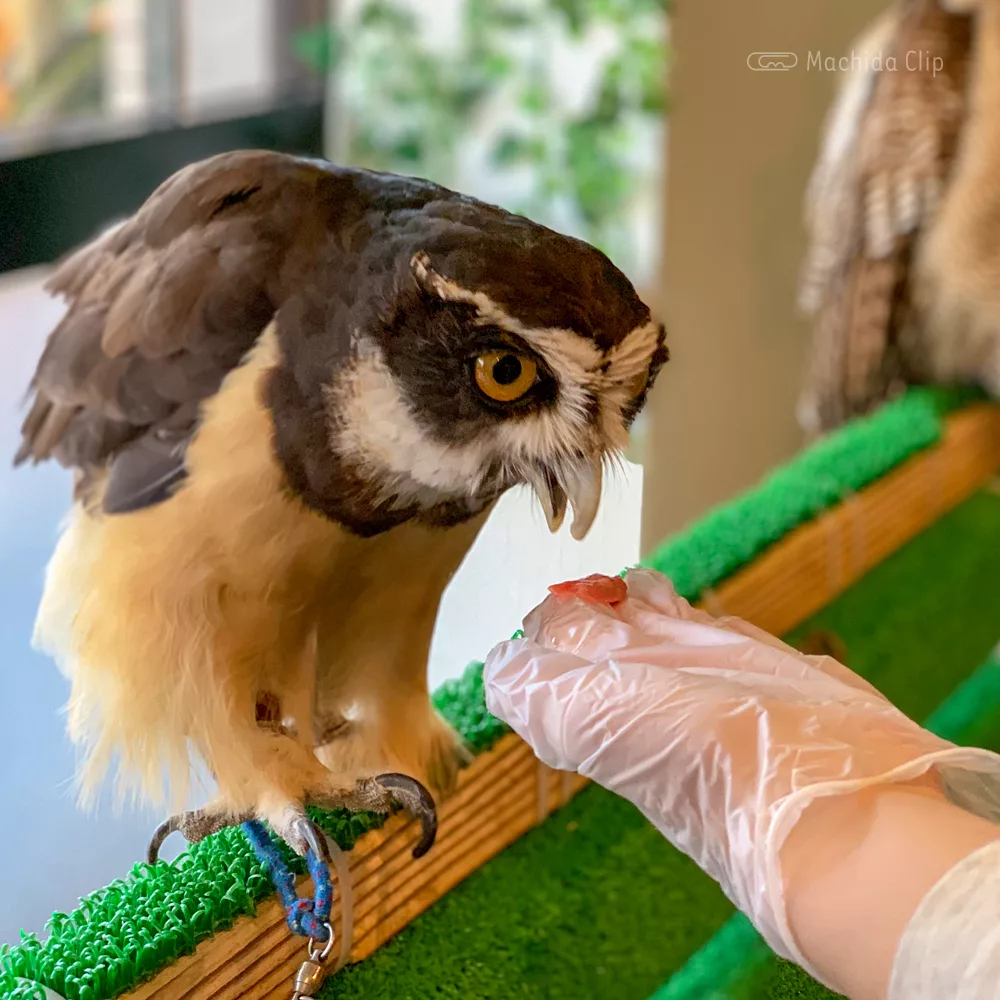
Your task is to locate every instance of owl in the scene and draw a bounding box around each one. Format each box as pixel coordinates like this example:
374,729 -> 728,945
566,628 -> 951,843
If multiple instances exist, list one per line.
15,150 -> 667,859
797,0 -> 1000,434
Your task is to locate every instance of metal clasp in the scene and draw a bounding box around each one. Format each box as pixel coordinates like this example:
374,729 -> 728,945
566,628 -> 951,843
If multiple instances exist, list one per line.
292,923 -> 335,998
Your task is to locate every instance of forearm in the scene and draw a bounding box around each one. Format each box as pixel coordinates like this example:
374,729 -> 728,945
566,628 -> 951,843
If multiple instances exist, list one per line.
781,778 -> 1000,1000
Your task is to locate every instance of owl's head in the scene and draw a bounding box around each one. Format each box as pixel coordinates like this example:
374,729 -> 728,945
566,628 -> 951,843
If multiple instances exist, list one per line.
270,212 -> 667,539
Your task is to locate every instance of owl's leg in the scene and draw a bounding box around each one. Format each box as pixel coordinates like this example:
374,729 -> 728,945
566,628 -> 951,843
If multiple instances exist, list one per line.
148,623 -> 437,863
313,655 -> 471,801
146,747 -> 437,863
310,513 -> 492,799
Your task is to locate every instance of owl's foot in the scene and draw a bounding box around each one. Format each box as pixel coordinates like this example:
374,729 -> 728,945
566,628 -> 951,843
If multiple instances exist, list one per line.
146,772 -> 437,864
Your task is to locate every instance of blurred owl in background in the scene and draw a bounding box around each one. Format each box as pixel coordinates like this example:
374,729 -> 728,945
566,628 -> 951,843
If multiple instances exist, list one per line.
798,0 -> 1000,434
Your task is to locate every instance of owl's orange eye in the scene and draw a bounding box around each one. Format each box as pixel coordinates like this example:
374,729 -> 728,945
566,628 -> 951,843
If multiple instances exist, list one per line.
474,351 -> 538,402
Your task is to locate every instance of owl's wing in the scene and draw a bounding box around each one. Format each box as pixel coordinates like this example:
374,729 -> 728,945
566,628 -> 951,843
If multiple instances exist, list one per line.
797,0 -> 972,434
15,150 -> 348,514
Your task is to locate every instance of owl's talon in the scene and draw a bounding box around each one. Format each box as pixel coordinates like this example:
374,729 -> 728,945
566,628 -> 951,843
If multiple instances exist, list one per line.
146,816 -> 181,865
374,772 -> 438,858
145,773 -> 438,865
287,815 -> 332,862
146,806 -> 254,864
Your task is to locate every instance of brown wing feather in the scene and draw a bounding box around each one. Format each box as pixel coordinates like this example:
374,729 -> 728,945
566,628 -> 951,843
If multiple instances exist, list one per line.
798,0 -> 972,435
14,150 -> 338,512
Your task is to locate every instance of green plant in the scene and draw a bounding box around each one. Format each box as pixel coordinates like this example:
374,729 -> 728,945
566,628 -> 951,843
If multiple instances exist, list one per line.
294,0 -> 669,276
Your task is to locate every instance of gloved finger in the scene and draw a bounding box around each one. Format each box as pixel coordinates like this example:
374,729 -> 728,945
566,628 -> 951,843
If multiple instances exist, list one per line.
619,568 -> 724,627
483,639 -> 595,768
529,569 -> 804,665
482,633 -> 743,784
622,569 -> 806,654
521,598 -> 842,690
526,584 -> 763,664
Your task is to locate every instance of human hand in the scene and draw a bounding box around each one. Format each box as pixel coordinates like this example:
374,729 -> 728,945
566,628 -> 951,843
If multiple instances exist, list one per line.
483,568 -> 1000,986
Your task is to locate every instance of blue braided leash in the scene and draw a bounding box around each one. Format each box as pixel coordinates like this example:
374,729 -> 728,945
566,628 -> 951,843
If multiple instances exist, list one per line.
241,820 -> 333,941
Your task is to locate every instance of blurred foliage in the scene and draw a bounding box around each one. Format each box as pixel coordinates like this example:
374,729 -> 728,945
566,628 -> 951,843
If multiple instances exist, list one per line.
0,0 -> 106,125
294,0 -> 668,266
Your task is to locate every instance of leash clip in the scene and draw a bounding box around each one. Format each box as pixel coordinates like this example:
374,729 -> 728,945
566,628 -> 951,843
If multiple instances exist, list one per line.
292,923 -> 334,998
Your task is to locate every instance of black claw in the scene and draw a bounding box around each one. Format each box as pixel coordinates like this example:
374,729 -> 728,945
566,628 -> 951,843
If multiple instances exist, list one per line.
375,772 -> 438,859
295,817 -> 332,862
146,816 -> 182,865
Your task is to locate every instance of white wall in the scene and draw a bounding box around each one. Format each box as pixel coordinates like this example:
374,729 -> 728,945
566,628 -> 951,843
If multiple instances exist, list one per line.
428,465 -> 642,688
102,0 -> 148,117
642,0 -> 886,549
177,0 -> 276,114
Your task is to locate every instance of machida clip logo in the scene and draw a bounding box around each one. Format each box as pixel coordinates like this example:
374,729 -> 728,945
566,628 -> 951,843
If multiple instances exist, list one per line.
747,52 -> 799,71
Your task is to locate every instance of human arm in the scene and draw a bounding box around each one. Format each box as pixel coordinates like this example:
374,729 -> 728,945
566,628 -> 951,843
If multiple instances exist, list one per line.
483,569 -> 1000,998
783,779 -> 1000,999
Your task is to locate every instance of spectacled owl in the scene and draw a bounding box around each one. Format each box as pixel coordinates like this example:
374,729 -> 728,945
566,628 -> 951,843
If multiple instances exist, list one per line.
14,150 -> 667,858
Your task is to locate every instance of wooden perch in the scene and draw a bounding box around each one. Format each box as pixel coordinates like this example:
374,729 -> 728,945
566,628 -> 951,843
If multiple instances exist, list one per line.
123,403 -> 1000,1000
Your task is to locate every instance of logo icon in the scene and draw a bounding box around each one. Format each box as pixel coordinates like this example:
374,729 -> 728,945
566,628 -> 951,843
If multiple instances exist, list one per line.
747,52 -> 798,71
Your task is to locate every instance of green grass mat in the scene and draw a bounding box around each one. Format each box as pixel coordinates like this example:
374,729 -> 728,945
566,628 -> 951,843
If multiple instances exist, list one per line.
1,666 -> 508,1000
323,489 -> 1000,1000
0,387 -> 987,1000
642,386 -> 980,600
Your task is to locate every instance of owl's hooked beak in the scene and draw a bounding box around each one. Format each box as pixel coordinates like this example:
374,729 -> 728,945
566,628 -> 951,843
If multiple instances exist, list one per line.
526,455 -> 604,542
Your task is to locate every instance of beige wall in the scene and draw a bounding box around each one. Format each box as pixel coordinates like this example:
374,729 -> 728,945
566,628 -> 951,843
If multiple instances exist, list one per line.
641,1 -> 885,550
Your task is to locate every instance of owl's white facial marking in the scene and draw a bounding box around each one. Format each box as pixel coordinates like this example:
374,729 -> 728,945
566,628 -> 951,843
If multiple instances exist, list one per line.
411,250 -> 662,454
327,260 -> 663,540
328,342 -> 493,505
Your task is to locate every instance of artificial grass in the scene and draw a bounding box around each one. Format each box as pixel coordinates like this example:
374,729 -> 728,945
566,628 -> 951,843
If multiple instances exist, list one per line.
326,786 -> 736,1000
1,664 -> 509,1000
781,490 -> 1000,718
0,386 -> 988,1000
321,488 -> 1000,1000
643,386 -> 981,600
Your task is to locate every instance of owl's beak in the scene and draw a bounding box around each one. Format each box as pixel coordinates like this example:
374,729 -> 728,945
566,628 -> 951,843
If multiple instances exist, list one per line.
527,455 -> 604,541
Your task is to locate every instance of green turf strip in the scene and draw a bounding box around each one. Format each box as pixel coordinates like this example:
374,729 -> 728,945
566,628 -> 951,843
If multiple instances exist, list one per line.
320,489 -> 1000,1000
0,387 -> 987,1000
641,386 -> 981,600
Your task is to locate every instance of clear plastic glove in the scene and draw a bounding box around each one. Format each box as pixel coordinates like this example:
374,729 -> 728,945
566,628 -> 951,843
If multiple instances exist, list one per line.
483,567 -> 1000,986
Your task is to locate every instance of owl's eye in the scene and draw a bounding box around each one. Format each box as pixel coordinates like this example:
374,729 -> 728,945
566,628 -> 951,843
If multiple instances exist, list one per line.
474,351 -> 539,402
